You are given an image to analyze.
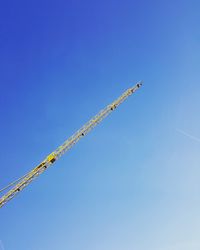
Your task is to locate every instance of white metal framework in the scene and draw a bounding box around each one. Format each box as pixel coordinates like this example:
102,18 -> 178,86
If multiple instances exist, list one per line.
0,82 -> 142,208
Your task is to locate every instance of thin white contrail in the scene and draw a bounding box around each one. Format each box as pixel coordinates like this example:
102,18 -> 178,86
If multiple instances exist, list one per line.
177,129 -> 200,143
0,240 -> 5,250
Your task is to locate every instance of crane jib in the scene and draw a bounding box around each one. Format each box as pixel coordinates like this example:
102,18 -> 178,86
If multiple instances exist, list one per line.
0,81 -> 142,208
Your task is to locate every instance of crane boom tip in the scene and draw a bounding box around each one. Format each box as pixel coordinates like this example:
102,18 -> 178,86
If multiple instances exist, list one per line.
136,81 -> 143,88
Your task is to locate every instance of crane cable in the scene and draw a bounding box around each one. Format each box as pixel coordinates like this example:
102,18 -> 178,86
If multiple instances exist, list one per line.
0,173 -> 30,193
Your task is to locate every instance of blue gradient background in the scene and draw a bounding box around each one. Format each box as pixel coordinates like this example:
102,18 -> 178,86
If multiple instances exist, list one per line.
0,0 -> 200,249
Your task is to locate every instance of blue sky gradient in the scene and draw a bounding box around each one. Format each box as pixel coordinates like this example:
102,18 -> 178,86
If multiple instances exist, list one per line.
0,0 -> 200,249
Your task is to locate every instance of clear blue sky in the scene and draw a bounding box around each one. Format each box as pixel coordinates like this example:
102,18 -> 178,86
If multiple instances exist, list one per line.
0,0 -> 200,249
